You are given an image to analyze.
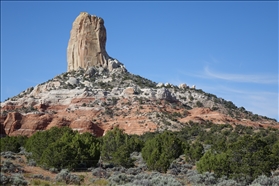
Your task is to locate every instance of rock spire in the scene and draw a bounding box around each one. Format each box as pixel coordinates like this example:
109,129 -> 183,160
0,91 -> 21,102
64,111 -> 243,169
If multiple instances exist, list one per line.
67,12 -> 115,72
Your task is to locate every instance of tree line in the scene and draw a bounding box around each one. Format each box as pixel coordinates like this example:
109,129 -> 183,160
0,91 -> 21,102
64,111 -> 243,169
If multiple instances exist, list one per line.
1,122 -> 279,183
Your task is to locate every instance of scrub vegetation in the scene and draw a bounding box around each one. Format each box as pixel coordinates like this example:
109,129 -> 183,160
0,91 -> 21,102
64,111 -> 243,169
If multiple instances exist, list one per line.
1,123 -> 279,185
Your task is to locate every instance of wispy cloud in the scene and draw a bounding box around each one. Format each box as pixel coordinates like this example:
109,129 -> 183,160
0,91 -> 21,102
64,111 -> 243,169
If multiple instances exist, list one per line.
200,85 -> 278,120
218,86 -> 277,96
173,67 -> 278,120
225,88 -> 278,120
204,66 -> 278,84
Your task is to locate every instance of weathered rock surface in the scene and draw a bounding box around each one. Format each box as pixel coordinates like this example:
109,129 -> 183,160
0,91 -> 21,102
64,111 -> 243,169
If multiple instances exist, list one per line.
156,83 -> 164,87
67,77 -> 79,86
84,67 -> 96,78
67,12 -> 126,72
156,88 -> 176,102
179,83 -> 187,89
67,12 -> 108,71
1,68 -> 278,137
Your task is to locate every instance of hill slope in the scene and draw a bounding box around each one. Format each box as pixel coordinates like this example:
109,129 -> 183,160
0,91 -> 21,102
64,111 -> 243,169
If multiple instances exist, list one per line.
1,67 -> 278,137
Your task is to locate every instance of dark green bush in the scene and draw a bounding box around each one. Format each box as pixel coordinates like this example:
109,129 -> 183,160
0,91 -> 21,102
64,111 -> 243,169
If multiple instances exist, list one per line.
196,101 -> 203,107
25,127 -> 73,163
100,127 -> 136,168
25,127 -> 100,170
0,135 -> 27,152
184,141 -> 204,163
197,135 -> 278,182
142,130 -> 183,173
40,131 -> 100,170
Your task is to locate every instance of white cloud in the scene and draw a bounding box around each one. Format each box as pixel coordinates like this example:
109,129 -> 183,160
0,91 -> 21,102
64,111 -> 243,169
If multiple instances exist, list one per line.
204,66 -> 278,84
172,67 -> 278,120
203,85 -> 278,120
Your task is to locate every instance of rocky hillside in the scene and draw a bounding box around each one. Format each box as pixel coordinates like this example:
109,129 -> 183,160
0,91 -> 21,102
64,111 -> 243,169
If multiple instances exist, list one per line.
1,12 -> 278,137
1,66 -> 278,137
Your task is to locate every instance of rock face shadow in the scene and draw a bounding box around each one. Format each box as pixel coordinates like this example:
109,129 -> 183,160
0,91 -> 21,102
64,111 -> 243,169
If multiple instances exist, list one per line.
68,12 -> 108,71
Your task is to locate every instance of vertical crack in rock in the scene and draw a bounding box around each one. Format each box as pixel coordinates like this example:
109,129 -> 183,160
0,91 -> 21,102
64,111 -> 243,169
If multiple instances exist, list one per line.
67,12 -> 110,71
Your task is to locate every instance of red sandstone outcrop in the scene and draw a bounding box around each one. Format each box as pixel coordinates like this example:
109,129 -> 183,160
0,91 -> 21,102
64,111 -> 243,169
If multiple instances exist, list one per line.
1,98 -> 278,137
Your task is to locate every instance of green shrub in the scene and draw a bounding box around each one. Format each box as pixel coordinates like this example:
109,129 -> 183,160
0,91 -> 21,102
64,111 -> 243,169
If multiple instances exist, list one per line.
184,141 -> 204,163
197,135 -> 278,182
142,131 -> 183,173
196,101 -> 203,107
25,127 -> 100,170
188,95 -> 194,101
224,101 -> 237,110
100,127 -> 135,168
0,135 -> 27,152
25,127 -> 73,163
40,131 -> 100,170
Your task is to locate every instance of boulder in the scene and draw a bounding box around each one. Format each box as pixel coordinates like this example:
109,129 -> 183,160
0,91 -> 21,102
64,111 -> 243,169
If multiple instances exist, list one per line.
67,77 -> 79,86
142,89 -> 156,99
30,85 -> 41,96
156,83 -> 164,87
108,59 -> 126,72
108,59 -> 120,71
156,88 -> 176,101
111,87 -> 122,95
179,83 -> 187,89
165,83 -> 170,87
84,67 -> 96,77
81,81 -> 92,87
123,87 -> 136,95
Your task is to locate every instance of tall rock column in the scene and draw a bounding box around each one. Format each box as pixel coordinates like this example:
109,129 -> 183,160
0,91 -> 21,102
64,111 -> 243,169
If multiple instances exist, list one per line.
67,12 -> 110,71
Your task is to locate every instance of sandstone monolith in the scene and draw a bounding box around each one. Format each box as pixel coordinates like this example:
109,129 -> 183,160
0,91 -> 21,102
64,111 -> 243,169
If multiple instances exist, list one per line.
67,12 -> 111,71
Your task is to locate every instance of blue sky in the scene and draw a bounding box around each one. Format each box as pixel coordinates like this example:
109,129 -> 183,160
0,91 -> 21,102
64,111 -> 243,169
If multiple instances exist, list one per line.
1,1 -> 278,120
